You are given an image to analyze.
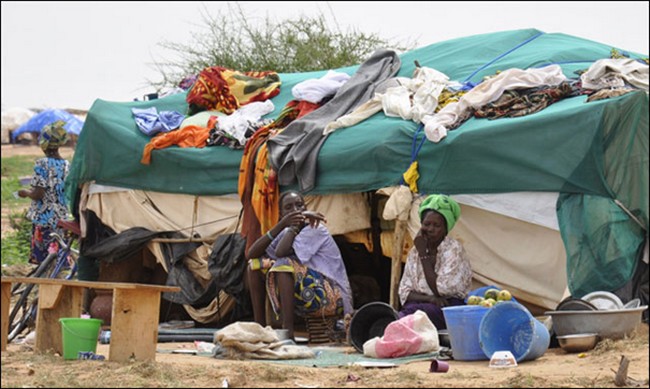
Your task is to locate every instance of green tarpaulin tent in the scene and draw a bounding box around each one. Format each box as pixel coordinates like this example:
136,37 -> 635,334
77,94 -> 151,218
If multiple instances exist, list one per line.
67,28 -> 648,300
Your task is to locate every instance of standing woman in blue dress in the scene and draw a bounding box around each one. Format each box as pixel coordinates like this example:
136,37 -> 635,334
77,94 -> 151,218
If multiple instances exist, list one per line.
18,121 -> 70,265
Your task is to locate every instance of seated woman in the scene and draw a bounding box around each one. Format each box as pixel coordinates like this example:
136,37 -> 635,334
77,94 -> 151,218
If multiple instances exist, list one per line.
398,194 -> 472,330
245,190 -> 353,339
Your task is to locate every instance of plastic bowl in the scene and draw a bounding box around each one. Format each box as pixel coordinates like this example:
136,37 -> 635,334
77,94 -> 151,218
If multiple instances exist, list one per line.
556,333 -> 599,353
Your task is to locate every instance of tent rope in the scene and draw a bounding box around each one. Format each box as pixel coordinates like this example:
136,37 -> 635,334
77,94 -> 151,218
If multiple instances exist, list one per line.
462,32 -> 544,84
151,213 -> 241,243
399,123 -> 426,187
411,123 -> 427,161
614,199 -> 646,230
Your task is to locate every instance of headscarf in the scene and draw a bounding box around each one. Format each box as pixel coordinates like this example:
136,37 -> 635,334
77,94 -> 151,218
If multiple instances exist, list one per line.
39,120 -> 69,151
418,194 -> 461,233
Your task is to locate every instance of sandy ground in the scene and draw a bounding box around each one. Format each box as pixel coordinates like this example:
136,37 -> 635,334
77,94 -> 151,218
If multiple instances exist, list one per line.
1,325 -> 648,388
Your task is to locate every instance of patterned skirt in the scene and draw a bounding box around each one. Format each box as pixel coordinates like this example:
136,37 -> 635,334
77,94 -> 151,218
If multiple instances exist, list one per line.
266,258 -> 345,319
30,224 -> 59,265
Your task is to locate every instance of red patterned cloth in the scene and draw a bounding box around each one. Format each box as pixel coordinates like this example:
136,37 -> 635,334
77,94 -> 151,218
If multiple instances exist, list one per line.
186,67 -> 281,114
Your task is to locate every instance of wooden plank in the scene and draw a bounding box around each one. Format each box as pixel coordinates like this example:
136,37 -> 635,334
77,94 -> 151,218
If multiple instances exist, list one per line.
39,284 -> 64,310
109,288 -> 160,362
35,285 -> 83,355
1,277 -> 180,293
1,281 -> 10,351
389,220 -> 407,309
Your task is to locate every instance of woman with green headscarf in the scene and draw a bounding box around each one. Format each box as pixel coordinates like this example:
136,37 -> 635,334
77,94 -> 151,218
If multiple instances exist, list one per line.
397,194 -> 472,330
17,121 -> 70,265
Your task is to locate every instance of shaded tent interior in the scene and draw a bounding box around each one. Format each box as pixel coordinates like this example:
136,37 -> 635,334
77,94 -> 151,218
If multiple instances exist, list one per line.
66,29 -> 649,328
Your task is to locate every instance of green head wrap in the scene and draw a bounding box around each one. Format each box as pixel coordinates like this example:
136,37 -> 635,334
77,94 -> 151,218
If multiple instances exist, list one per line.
418,194 -> 461,232
39,120 -> 69,151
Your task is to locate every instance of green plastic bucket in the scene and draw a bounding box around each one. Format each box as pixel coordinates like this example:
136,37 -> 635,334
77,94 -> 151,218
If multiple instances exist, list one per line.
59,318 -> 103,360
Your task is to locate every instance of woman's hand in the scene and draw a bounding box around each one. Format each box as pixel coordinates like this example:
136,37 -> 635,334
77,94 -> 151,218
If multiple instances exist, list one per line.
414,230 -> 428,257
279,210 -> 326,230
17,189 -> 29,198
429,295 -> 449,307
301,210 -> 326,227
279,210 -> 306,229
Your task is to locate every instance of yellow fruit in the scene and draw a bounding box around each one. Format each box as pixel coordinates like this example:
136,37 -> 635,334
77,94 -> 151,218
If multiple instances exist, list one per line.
479,299 -> 494,308
497,290 -> 512,301
467,295 -> 482,305
484,288 -> 499,300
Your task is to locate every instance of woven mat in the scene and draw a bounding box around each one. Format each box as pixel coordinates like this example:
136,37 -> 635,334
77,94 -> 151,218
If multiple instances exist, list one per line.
158,343 -> 441,368
264,346 -> 439,368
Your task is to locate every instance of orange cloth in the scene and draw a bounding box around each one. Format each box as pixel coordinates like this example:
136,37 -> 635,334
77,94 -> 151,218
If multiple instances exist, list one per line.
239,125 -> 270,251
141,125 -> 210,165
251,143 -> 279,234
237,99 -> 321,252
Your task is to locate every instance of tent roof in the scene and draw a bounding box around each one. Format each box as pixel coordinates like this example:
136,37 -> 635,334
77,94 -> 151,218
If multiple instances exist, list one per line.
66,28 -> 649,304
66,28 -> 648,219
12,108 -> 84,140
1,107 -> 35,131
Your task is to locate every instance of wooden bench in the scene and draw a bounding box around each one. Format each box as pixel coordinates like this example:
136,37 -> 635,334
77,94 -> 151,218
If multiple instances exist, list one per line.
1,277 -> 180,362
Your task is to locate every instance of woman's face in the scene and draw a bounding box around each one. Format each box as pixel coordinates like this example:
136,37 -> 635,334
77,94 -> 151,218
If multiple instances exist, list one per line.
280,193 -> 306,217
420,210 -> 447,242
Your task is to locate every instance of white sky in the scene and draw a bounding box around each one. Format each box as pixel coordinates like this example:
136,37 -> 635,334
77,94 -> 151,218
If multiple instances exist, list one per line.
2,1 -> 648,111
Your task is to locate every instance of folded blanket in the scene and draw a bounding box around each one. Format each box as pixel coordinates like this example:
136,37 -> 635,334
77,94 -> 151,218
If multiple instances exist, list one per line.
214,321 -> 316,360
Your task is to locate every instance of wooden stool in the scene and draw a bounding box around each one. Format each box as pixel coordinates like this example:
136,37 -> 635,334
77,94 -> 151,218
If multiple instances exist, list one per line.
305,316 -> 337,344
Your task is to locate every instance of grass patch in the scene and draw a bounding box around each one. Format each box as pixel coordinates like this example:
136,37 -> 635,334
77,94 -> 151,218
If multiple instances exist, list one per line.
1,154 -> 37,177
1,210 -> 31,266
2,155 -> 37,267
1,155 -> 36,206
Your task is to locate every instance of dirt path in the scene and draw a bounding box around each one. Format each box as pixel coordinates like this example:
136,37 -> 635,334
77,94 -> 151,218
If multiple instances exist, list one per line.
1,144 -> 75,158
1,324 -> 648,387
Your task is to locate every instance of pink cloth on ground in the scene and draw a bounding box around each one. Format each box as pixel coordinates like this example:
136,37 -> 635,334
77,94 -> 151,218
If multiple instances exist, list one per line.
363,310 -> 439,358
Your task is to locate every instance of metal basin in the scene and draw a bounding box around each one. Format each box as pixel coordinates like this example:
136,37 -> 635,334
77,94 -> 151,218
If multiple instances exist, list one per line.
545,306 -> 647,340
275,329 -> 290,341
438,329 -> 450,348
556,333 -> 599,353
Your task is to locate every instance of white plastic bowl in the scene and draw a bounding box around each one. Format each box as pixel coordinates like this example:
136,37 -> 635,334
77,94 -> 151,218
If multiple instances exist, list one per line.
545,306 -> 647,339
624,298 -> 641,309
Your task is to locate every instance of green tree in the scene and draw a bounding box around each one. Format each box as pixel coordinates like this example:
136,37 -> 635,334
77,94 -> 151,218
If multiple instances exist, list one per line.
149,3 -> 415,91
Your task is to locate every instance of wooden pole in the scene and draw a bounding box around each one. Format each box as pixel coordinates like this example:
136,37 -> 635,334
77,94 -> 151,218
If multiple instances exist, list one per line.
389,220 -> 407,309
614,355 -> 630,387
